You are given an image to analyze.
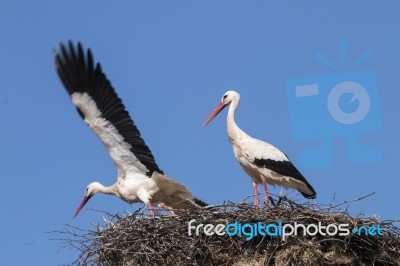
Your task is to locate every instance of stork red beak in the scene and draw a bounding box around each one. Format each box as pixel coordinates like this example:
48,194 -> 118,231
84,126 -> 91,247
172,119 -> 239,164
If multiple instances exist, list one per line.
202,102 -> 228,127
73,195 -> 92,219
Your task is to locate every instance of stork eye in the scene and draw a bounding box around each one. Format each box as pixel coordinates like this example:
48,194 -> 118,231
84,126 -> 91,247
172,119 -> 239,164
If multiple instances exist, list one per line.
223,95 -> 228,100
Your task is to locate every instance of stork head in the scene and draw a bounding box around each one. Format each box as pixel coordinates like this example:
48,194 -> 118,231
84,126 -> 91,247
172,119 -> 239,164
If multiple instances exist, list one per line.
73,182 -> 102,219
202,90 -> 240,127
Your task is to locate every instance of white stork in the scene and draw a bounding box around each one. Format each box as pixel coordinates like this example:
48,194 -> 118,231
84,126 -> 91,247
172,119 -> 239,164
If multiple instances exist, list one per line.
202,91 -> 316,205
54,41 -> 206,219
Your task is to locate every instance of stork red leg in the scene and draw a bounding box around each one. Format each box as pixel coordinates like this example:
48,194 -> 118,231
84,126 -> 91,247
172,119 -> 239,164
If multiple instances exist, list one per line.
158,203 -> 176,215
146,203 -> 156,215
253,182 -> 259,206
262,181 -> 270,205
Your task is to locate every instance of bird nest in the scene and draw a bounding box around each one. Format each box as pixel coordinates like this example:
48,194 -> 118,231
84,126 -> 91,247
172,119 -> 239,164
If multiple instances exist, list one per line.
55,194 -> 400,266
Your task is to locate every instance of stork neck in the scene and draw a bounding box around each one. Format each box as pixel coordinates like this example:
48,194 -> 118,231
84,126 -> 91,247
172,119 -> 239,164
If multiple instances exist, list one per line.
98,183 -> 118,196
227,99 -> 245,140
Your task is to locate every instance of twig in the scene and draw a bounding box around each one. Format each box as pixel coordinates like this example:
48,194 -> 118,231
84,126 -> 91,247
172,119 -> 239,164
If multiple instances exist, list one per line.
328,192 -> 375,209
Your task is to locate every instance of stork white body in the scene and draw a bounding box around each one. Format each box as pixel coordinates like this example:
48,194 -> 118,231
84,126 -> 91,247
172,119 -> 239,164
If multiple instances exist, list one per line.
203,91 -> 316,205
54,42 -> 205,218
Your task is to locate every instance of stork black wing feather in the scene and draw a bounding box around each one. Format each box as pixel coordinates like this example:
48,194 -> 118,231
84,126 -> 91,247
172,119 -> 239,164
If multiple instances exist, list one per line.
253,158 -> 316,198
55,41 -> 163,176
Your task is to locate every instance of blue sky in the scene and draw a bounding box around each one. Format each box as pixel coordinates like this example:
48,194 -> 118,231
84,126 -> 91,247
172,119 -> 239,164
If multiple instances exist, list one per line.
1,1 -> 399,265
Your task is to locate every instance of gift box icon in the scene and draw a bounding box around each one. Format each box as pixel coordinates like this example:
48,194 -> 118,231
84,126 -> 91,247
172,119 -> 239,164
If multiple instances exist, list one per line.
286,40 -> 381,168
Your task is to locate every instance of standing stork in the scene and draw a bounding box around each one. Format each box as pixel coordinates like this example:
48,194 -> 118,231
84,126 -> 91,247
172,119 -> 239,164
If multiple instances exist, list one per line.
202,91 -> 316,205
54,41 -> 206,219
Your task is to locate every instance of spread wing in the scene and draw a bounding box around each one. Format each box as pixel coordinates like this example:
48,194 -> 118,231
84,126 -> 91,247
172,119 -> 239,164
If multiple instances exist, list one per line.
54,41 -> 163,178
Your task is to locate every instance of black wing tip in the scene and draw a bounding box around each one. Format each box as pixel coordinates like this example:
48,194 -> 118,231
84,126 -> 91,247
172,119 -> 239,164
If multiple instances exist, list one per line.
302,191 -> 317,199
54,40 -> 90,71
56,40 -> 83,51
301,182 -> 317,199
194,197 -> 208,207
54,40 -> 88,96
54,40 -> 78,59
